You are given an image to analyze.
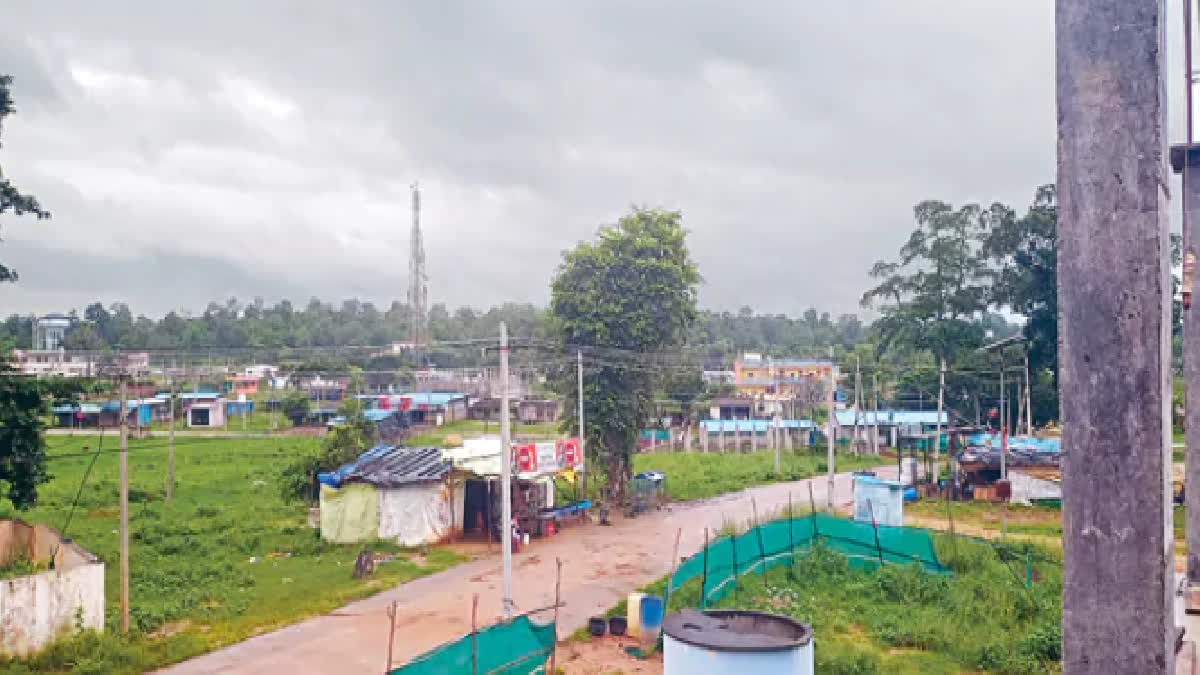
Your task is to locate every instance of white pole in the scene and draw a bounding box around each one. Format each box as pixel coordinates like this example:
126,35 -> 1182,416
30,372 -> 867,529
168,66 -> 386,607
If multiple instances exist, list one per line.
577,350 -> 586,499
167,379 -> 175,503
1000,367 -> 1007,479
935,358 -> 945,484
1024,352 -> 1033,435
827,347 -> 836,510
499,323 -> 513,618
119,376 -> 130,633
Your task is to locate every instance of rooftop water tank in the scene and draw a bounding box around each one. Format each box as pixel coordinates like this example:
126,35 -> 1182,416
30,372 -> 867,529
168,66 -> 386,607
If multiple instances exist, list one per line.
663,609 -> 813,675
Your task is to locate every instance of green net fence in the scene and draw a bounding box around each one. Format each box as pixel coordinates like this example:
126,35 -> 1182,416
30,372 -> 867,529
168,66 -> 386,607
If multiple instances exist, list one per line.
669,513 -> 951,606
389,615 -> 556,675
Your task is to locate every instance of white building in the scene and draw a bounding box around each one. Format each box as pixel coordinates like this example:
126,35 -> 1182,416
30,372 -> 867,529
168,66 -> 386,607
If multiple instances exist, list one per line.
32,315 -> 71,351
9,350 -> 94,377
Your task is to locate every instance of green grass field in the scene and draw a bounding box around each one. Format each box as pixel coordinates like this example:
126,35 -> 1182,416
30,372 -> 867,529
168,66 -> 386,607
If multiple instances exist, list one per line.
0,436 -> 465,674
632,449 -> 884,502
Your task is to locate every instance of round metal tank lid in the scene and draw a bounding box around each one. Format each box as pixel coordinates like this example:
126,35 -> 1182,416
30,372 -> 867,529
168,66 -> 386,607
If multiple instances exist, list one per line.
662,609 -> 812,652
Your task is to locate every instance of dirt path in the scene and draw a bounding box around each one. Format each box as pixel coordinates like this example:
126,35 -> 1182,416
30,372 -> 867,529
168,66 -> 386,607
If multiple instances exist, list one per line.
158,467 -> 891,674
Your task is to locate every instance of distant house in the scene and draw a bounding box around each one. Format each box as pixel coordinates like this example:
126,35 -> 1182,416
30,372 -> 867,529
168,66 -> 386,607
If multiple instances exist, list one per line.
242,364 -> 278,379
51,403 -> 103,428
224,375 -> 260,398
517,399 -> 559,425
835,409 -> 950,447
99,400 -> 157,427
300,377 -> 347,402
401,392 -> 467,425
710,397 -> 754,421
10,350 -> 94,378
187,398 -> 227,427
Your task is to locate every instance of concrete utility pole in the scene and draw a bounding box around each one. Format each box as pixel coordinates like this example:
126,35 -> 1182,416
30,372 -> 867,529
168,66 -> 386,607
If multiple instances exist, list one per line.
118,376 -> 130,633
1059,0 -> 1175,670
1023,352 -> 1033,435
935,358 -> 945,482
999,367 -> 1007,480
499,322 -> 513,619
872,372 -> 880,453
826,347 -> 835,511
167,379 -> 175,503
577,350 -> 586,499
852,355 -> 862,456
1171,126 -> 1200,589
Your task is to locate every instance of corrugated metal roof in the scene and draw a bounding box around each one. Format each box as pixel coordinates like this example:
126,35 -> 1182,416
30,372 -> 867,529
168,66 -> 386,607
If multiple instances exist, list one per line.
701,419 -> 814,432
834,410 -> 948,426
403,392 -> 466,406
328,445 -> 452,488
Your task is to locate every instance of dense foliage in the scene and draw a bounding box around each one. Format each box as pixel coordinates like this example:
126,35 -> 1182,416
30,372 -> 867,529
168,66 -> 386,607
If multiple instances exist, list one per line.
0,74 -> 51,283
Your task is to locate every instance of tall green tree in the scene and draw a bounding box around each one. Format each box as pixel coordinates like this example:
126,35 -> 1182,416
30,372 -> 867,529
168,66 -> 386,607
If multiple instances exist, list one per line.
551,207 -> 699,501
985,185 -> 1058,425
1,75 -> 51,508
860,200 -> 1009,363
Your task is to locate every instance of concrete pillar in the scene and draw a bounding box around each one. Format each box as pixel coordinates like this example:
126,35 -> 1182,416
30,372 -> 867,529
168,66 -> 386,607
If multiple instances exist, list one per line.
719,425 -> 725,453
784,425 -> 793,452
1059,1 -> 1174,670
1171,143 -> 1200,588
751,423 -> 759,451
701,424 -> 708,452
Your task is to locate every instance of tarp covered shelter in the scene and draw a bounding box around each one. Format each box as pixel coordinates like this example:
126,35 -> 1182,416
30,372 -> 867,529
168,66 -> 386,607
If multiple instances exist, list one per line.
318,445 -> 463,547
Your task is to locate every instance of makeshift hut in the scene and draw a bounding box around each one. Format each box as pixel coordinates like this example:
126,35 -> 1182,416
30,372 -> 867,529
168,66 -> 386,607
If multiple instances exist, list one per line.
318,445 -> 464,547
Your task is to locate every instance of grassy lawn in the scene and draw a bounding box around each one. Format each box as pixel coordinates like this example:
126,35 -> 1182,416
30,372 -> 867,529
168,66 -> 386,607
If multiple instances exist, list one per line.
631,449 -> 885,502
403,419 -> 560,447
0,437 -> 467,674
701,537 -> 1062,674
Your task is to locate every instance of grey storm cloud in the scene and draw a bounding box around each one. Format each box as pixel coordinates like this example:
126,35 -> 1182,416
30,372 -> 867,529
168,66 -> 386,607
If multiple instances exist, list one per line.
4,0 -> 1164,320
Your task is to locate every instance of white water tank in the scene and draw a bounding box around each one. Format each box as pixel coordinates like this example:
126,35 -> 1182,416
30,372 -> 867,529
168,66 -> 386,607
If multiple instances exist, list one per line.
663,609 -> 813,675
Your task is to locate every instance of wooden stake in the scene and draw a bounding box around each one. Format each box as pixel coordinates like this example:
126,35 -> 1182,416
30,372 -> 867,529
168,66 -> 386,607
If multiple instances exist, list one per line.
549,559 -> 562,674
386,600 -> 398,673
471,594 -> 479,675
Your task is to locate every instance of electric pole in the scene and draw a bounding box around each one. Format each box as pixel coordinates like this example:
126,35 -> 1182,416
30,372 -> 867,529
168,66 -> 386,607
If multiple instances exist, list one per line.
167,378 -> 175,503
871,372 -> 880,453
118,375 -> 130,633
826,347 -> 835,511
1059,0 -> 1174,669
499,322 -> 513,618
935,358 -> 945,483
577,350 -> 586,498
852,355 -> 862,456
1023,352 -> 1033,435
999,366 -> 1006,480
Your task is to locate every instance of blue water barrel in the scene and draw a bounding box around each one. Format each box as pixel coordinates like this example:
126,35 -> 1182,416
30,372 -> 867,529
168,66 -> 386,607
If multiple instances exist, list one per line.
903,487 -> 918,501
640,596 -> 664,631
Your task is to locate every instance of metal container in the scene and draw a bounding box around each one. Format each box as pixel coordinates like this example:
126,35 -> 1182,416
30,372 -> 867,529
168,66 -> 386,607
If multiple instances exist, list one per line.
663,609 -> 813,675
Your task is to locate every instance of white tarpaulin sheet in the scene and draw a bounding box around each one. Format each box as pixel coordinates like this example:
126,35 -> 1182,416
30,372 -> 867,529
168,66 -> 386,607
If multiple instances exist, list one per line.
377,483 -> 465,547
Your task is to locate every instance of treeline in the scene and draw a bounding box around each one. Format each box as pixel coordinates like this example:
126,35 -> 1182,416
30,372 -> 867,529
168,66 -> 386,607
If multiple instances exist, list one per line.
0,298 -> 880,359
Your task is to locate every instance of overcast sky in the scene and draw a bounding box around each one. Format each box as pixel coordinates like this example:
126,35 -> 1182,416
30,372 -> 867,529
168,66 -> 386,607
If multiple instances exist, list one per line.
1,1 -> 1185,319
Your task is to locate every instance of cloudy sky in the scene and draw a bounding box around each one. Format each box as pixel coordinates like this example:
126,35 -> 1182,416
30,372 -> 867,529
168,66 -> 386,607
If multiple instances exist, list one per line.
0,1 -> 1181,319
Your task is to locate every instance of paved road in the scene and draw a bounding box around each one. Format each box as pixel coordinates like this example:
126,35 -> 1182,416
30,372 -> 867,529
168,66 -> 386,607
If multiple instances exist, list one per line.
159,466 -> 891,674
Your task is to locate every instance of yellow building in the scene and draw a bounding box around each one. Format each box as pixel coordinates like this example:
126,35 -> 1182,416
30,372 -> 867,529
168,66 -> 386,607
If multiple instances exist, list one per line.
733,353 -> 838,401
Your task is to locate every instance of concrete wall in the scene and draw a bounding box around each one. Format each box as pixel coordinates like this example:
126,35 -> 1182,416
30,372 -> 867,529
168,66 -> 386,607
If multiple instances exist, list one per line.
0,519 -> 104,656
1008,470 -> 1062,505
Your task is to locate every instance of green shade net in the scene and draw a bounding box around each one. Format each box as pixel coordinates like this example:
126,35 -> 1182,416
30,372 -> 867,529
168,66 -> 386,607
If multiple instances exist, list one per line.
670,513 -> 950,605
390,616 -> 556,675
